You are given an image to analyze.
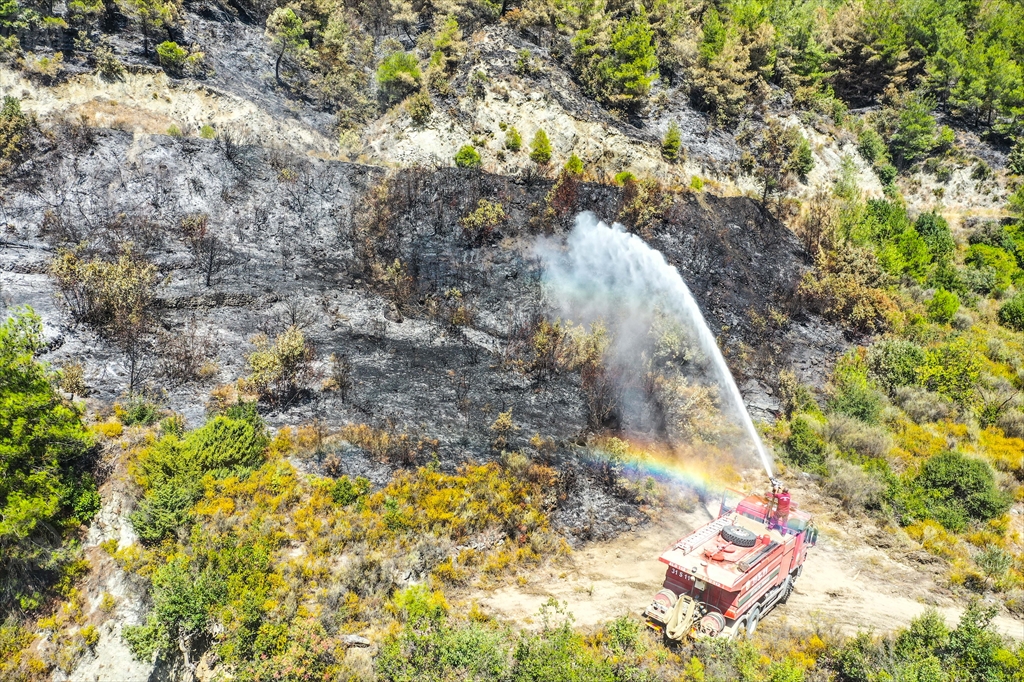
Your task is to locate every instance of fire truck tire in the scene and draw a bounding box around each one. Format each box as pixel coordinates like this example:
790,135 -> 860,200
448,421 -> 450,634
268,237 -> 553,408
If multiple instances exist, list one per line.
720,525 -> 758,548
747,606 -> 762,637
732,618 -> 746,639
780,576 -> 794,604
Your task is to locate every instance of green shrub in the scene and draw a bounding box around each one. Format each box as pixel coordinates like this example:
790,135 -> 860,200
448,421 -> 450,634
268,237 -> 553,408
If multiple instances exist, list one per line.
916,338 -> 981,406
511,601 -> 616,680
928,262 -> 967,294
867,339 -> 925,393
377,52 -> 421,103
877,228 -> 931,281
965,243 -> 1018,292
961,264 -> 998,294
798,245 -> 902,334
504,126 -> 522,152
515,48 -> 539,76
926,288 -> 959,324
914,212 -> 955,263
858,128 -> 887,163
834,603 -> 1015,681
614,171 -> 635,185
156,41 -> 187,75
376,587 -> 511,680
461,199 -> 505,241
245,326 -> 314,398
0,96 -> 29,176
690,175 -> 704,190
876,162 -> 898,185
997,293 -> 1024,331
93,43 -> 126,81
935,125 -> 955,151
661,122 -> 681,162
167,125 -> 182,137
454,145 -> 481,168
915,451 -> 1010,530
199,124 -> 216,139
858,199 -> 911,244
790,134 -> 815,179
785,415 -> 827,472
117,395 -> 160,426
828,356 -> 885,424
0,308 -> 98,613
405,89 -> 432,124
129,412 -> 268,543
529,129 -> 551,164
331,475 -> 371,506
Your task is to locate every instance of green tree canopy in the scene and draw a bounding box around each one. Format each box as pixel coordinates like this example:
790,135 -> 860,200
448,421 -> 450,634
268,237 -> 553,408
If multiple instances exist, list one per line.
596,10 -> 658,107
265,7 -> 308,83
0,308 -> 97,613
530,129 -> 552,164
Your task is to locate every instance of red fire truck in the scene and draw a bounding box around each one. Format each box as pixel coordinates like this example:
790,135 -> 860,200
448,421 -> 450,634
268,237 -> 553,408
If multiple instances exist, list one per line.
644,479 -> 818,639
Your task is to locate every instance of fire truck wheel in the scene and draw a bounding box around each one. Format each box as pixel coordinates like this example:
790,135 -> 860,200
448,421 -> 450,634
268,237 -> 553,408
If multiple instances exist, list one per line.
747,607 -> 761,637
732,617 -> 746,639
780,576 -> 794,604
720,525 -> 757,548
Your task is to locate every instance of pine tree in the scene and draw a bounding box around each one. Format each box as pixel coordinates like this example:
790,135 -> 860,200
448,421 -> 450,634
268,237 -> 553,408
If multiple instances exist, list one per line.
266,7 -> 307,84
530,129 -> 552,164
595,9 -> 658,106
564,153 -> 584,175
751,119 -> 801,204
1009,138 -> 1024,176
117,0 -> 176,58
505,126 -> 522,152
662,122 -> 681,162
890,96 -> 937,165
699,6 -> 726,61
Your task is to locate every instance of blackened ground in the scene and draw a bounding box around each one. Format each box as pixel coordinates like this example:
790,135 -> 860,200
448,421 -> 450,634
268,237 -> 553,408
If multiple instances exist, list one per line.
0,128 -> 843,538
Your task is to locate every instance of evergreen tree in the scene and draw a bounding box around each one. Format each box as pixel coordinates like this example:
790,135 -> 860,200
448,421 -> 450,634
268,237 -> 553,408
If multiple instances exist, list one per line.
1,308 -> 98,612
699,6 -> 726,61
890,96 -> 937,165
266,8 -> 308,84
530,129 -> 552,164
596,9 -> 658,107
564,153 -> 584,175
117,0 -> 176,58
505,126 -> 522,152
662,122 -> 681,162
790,134 -> 814,179
1009,137 -> 1024,176
750,119 -> 801,204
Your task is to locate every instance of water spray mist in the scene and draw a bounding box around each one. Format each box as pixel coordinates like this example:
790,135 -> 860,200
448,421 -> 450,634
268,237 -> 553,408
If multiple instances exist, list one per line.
537,213 -> 774,478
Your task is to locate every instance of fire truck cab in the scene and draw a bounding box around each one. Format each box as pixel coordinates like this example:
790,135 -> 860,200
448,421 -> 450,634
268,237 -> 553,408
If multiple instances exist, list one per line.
644,481 -> 817,640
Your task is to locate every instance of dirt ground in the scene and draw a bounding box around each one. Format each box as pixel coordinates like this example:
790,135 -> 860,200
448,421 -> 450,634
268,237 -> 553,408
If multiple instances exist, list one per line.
468,481 -> 1024,640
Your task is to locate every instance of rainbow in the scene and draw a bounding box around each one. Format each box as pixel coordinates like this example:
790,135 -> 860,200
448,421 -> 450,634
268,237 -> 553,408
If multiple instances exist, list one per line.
580,436 -> 753,496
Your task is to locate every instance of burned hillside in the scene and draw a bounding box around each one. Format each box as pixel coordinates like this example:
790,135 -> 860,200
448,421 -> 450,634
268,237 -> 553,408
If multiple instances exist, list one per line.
1,128 -> 841,533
